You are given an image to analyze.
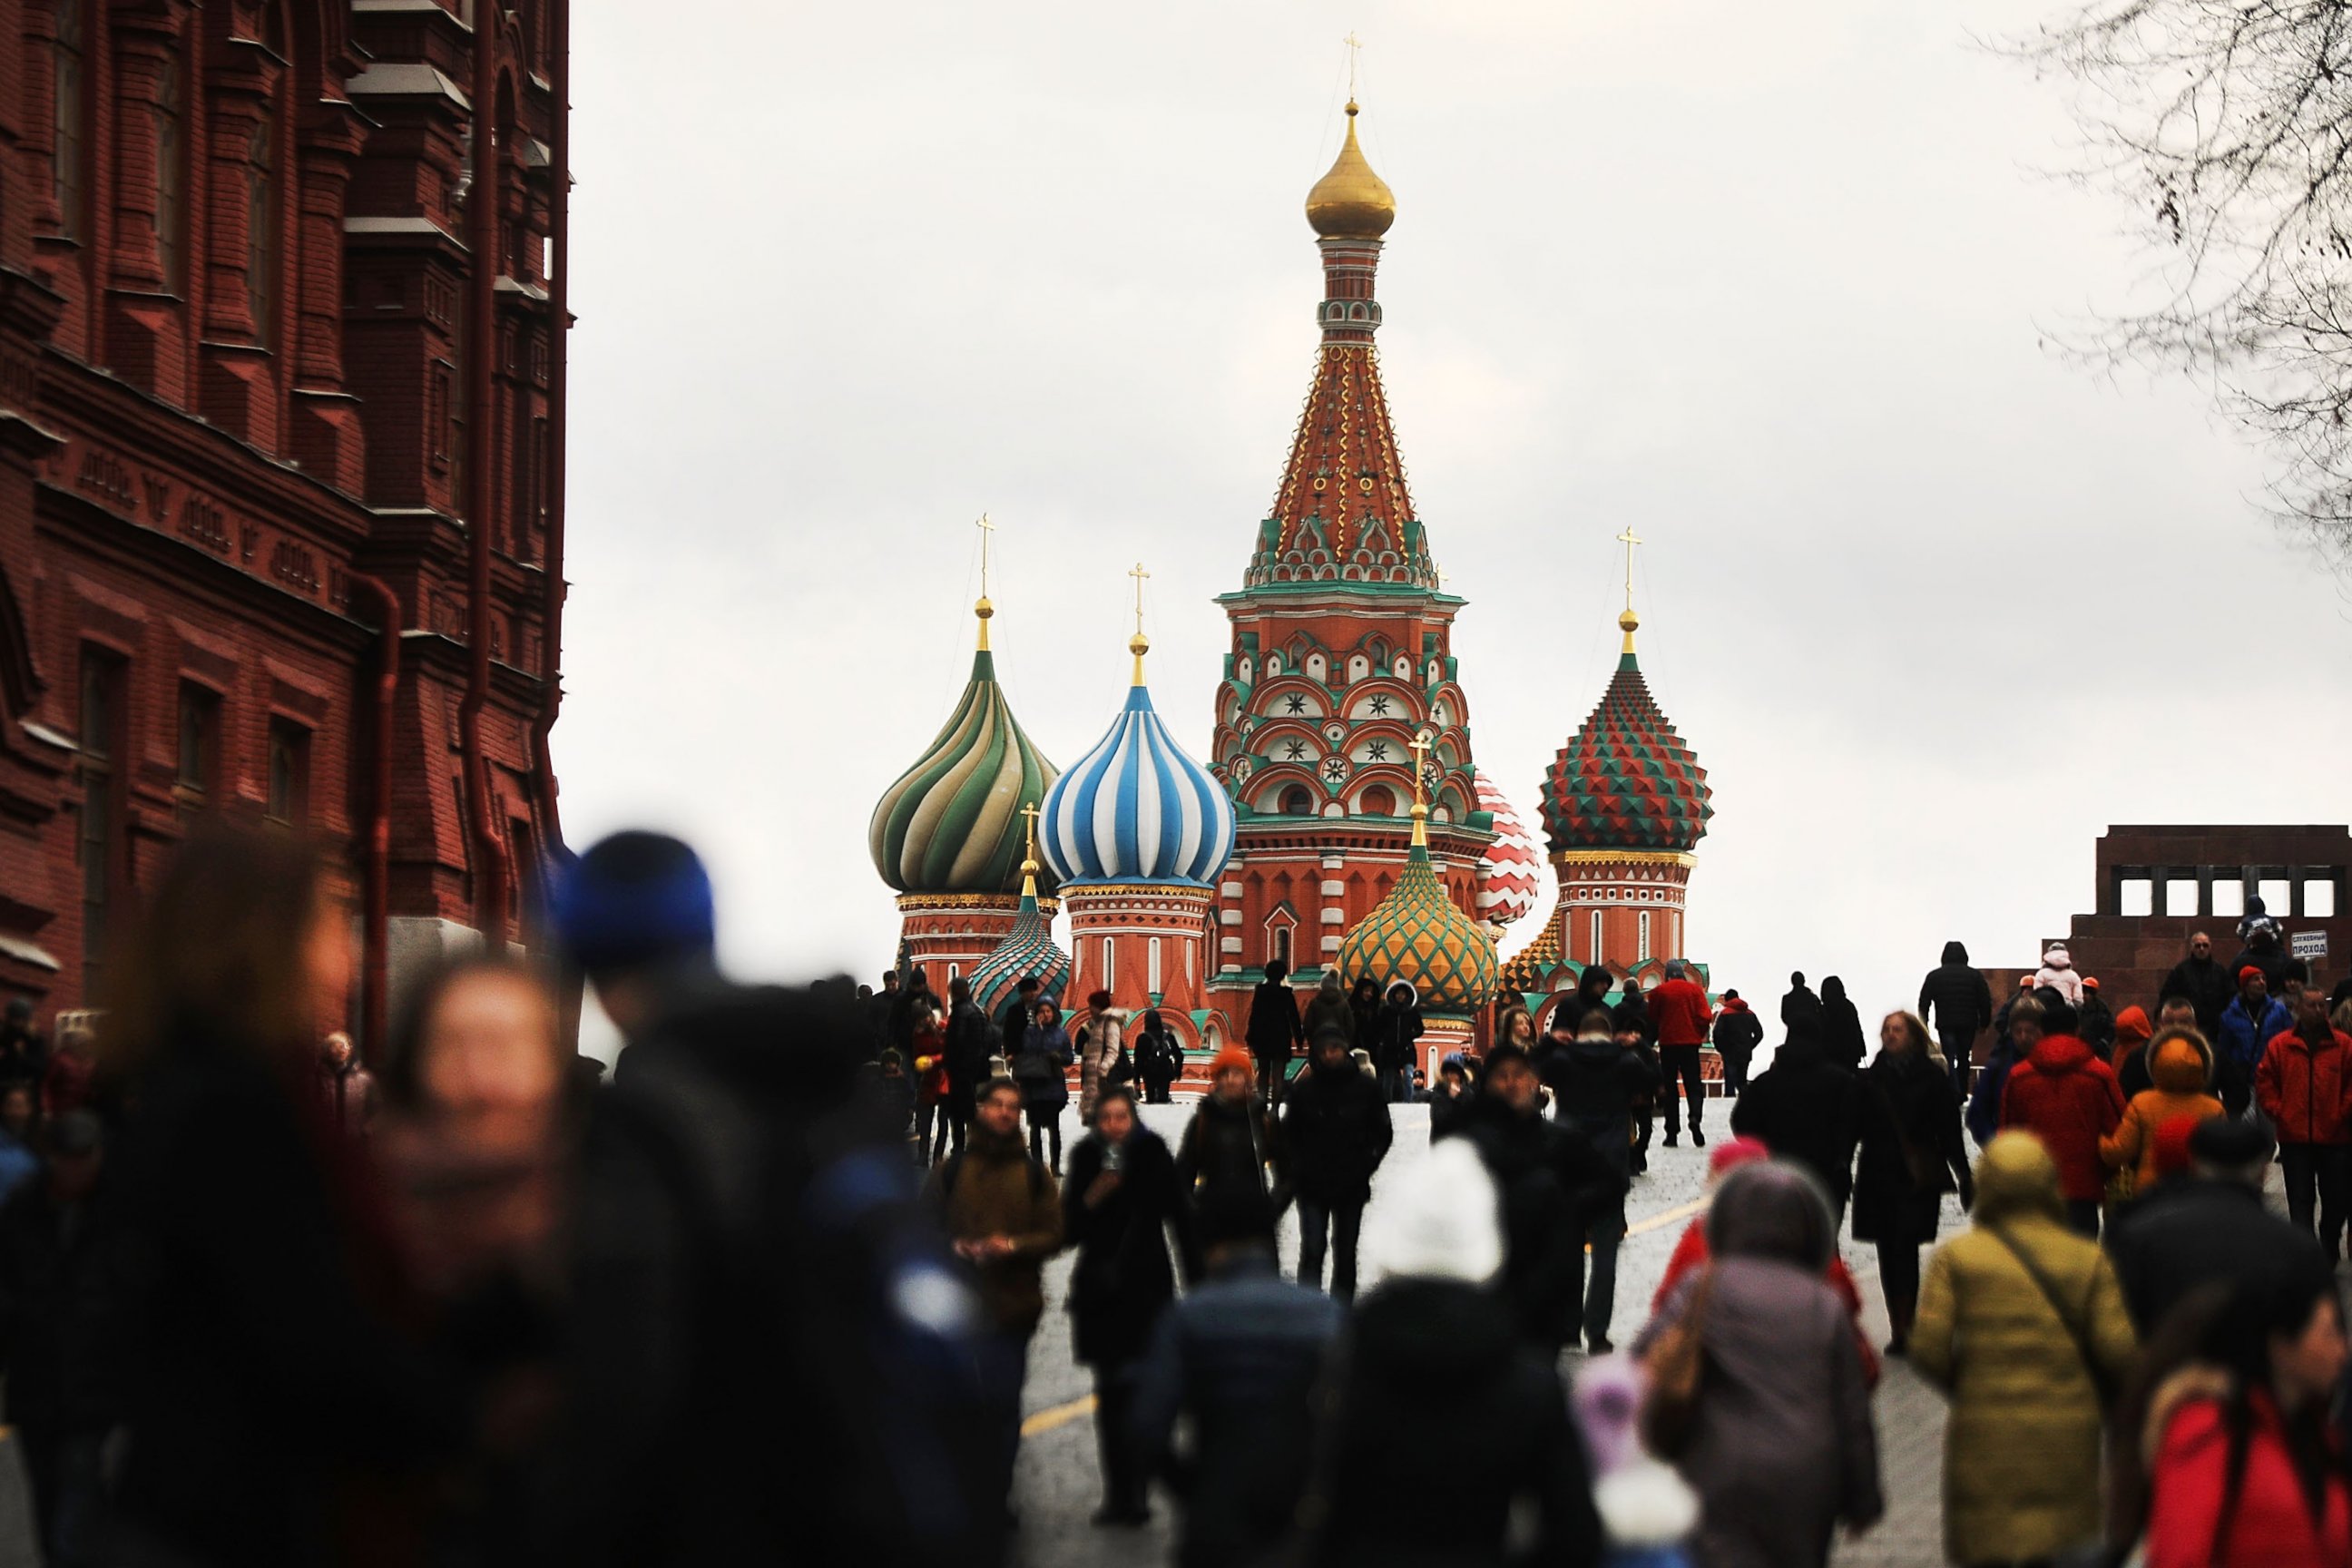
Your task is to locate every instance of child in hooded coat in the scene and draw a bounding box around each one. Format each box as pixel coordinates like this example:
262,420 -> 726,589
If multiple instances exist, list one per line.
2101,1028 -> 2224,1191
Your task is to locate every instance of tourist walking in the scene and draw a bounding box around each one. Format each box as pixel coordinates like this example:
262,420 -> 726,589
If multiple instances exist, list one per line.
911,1000 -> 951,1163
1651,958 -> 1713,1149
1910,1132 -> 2137,1568
1448,1039 -> 1622,1353
1173,1046 -> 1284,1279
2078,977 -> 2116,1054
2161,932 -> 2236,1040
1301,969 -> 1352,1047
1780,972 -> 1823,1036
1133,1010 -> 1183,1104
309,1030 -> 376,1136
1995,995 -> 2125,1237
943,976 -> 995,1155
2110,1004 -> 2157,1098
1819,976 -> 1866,1073
1013,999 -> 1073,1173
2106,1117 -> 2328,1334
1279,1026 -> 1393,1301
1427,1054 -> 1476,1140
1130,1197 -> 1345,1568
1965,995 -> 2043,1148
2215,965 -> 2292,1113
1298,1139 -> 1603,1568
2101,1026 -> 2222,1192
1369,981 -> 1425,1102
1062,1085 -> 1180,1528
2256,988 -> 2352,1261
1077,989 -> 1127,1123
1919,941 -> 1994,1095
1710,988 -> 1763,1098
1730,1020 -> 1860,1222
2136,1269 -> 2351,1568
926,1077 -> 1063,1528
1245,959 -> 1303,1107
1635,1160 -> 1884,1568
1852,1012 -> 1973,1357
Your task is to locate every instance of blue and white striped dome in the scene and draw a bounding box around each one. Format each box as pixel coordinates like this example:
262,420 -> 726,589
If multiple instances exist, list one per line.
1041,679 -> 1237,887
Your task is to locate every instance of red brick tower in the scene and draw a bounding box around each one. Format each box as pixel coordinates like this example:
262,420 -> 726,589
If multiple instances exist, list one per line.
1204,100 -> 1494,1037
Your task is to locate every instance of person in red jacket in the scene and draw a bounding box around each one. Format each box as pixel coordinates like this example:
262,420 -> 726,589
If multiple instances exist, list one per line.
2256,988 -> 2352,1263
1998,995 -> 2124,1237
1649,958 -> 1715,1150
2141,1266 -> 2349,1568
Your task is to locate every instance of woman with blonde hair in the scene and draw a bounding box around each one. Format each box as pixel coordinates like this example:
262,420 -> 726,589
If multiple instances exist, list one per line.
1851,1012 -> 1973,1355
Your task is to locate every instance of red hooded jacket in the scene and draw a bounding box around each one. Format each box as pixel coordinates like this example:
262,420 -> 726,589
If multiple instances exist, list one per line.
2150,1388 -> 2352,1568
1997,1034 -> 2125,1200
1649,976 -> 1714,1049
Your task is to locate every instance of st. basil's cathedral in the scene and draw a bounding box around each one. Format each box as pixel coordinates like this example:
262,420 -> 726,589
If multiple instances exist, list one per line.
867,98 -> 1716,1078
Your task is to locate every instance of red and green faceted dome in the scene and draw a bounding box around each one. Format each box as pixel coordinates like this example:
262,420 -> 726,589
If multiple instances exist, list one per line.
1541,649 -> 1712,855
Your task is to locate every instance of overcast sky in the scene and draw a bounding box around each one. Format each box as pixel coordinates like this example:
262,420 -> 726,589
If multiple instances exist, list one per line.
554,0 -> 2352,1044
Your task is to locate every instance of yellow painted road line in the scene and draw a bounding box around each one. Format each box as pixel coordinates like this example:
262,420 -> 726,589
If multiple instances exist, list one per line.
1625,1196 -> 1708,1239
1022,1394 -> 1098,1437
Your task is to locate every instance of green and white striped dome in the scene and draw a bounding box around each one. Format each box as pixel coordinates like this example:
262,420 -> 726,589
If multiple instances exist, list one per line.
870,637 -> 1060,897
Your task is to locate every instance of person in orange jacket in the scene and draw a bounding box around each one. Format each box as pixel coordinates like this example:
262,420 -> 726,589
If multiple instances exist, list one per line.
2103,1027 -> 2225,1192
2256,988 -> 2352,1262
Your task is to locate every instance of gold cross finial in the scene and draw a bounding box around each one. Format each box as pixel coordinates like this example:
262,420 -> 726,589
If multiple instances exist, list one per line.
1344,32 -> 1362,97
974,514 -> 997,649
1127,563 -> 1152,682
1406,728 -> 1433,848
1017,800 -> 1041,895
1615,524 -> 1643,612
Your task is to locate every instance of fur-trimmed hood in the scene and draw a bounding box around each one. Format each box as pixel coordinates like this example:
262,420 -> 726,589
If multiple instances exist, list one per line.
2141,1364 -> 2236,1467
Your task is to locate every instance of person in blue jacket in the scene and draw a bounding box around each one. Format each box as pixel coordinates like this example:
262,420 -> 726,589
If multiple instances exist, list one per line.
2215,965 -> 2294,1115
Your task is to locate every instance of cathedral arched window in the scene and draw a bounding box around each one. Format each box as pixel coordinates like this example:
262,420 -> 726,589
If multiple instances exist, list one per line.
52,0 -> 89,241
1280,787 -> 1314,818
1358,785 -> 1396,818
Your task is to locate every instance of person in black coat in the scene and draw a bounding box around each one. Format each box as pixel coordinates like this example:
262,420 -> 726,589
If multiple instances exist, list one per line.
1730,1021 -> 1861,1222
1781,971 -> 1823,1035
1244,961 -> 1303,1108
1549,965 -> 1618,1042
1279,1029 -> 1394,1300
1534,1016 -> 1654,1351
1917,941 -> 1994,1094
1174,1050 -> 1286,1280
1300,1140 -> 1602,1568
1063,1086 -> 1181,1526
1367,982 -> 1425,1104
1819,976 -> 1867,1073
1443,1043 -> 1623,1353
1849,1012 -> 1974,1355
2105,1115 -> 2327,1332
1133,1011 -> 1183,1104
2160,933 -> 2236,1040
1711,990 -> 1765,1097
942,977 -> 995,1155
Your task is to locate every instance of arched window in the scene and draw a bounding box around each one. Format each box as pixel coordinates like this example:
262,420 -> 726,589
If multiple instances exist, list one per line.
53,0 -> 88,241
154,45 -> 188,289
1281,786 -> 1314,818
1358,785 -> 1396,818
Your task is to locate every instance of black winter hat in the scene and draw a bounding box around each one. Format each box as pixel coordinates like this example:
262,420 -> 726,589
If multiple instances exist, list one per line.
2190,1115 -> 2273,1169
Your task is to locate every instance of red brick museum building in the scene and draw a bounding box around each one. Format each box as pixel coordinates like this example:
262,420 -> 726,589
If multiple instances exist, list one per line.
0,0 -> 571,1048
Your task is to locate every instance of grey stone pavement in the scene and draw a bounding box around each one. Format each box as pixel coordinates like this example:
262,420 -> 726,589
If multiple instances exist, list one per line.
1006,1098 -> 1965,1568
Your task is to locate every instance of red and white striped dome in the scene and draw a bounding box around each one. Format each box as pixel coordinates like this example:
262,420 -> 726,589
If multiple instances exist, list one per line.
1473,772 -> 1544,928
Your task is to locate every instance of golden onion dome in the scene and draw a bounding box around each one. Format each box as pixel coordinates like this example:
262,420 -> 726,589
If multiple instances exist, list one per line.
1305,101 -> 1396,240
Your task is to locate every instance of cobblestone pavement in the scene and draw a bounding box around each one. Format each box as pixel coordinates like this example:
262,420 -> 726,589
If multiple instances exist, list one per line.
1007,1097 -> 1957,1568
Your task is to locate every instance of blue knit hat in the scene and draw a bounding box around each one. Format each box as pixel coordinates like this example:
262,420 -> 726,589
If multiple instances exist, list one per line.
551,830 -> 717,976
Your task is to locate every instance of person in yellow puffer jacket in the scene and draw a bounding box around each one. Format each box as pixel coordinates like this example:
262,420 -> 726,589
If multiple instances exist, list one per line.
2102,1027 -> 2225,1191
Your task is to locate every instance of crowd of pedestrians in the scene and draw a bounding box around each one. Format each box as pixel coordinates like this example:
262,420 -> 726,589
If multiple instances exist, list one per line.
3,822 -> 2352,1568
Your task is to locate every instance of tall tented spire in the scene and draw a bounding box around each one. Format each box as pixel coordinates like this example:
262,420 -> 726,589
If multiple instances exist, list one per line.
1243,98 -> 1432,592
